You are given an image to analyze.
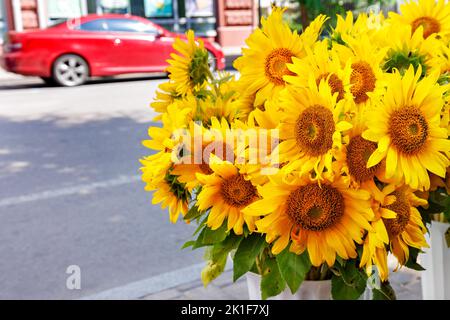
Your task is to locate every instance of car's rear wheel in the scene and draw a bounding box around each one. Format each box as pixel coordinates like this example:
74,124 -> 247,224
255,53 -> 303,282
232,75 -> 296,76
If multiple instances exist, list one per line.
53,54 -> 89,87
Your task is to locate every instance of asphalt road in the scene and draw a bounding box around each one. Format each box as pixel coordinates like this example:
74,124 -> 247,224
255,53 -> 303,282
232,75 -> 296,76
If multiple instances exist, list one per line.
0,75 -> 204,299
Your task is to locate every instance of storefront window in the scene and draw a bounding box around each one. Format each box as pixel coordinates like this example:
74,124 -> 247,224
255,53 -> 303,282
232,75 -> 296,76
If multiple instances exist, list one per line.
144,0 -> 173,18
83,0 -> 217,38
48,0 -> 84,26
99,0 -> 131,14
186,0 -> 214,18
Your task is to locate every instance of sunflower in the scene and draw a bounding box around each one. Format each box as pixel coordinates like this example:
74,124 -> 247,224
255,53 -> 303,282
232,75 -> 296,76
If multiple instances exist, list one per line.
359,182 -> 399,281
333,33 -> 388,105
285,40 -> 347,102
151,81 -> 181,120
272,79 -> 352,179
379,23 -> 440,77
197,94 -> 239,125
334,100 -> 386,188
231,99 -> 283,184
247,98 -> 282,130
171,117 -> 237,191
142,102 -> 192,153
429,42 -> 450,79
330,10 -> 385,45
141,151 -> 172,189
140,152 -> 190,223
149,173 -> 190,223
195,156 -> 259,235
167,30 -> 210,96
233,7 -> 327,107
243,172 -> 374,267
389,0 -> 450,40
363,65 -> 450,191
381,185 -> 428,268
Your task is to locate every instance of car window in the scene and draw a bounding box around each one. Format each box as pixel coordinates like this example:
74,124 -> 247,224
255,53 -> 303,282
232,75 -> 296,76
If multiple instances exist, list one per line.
105,19 -> 159,34
78,19 -> 109,32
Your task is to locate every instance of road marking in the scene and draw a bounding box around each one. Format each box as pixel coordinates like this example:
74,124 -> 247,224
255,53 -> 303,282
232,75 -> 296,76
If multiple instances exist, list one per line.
0,175 -> 141,208
80,261 -> 232,300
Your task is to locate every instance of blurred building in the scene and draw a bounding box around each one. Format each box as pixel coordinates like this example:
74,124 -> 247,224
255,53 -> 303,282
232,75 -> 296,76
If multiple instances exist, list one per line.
0,0 -> 263,54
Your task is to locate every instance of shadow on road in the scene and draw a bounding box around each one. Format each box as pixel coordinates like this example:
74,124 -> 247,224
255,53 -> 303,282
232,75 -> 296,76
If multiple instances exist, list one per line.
0,113 -> 203,299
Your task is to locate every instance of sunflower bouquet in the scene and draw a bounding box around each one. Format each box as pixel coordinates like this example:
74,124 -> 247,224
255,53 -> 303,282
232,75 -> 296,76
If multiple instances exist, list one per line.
141,0 -> 450,300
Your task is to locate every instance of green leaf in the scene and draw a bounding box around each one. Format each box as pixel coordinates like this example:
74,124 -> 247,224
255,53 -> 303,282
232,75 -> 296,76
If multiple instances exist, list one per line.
372,281 -> 397,300
193,223 -> 228,249
444,196 -> 450,223
249,262 -> 259,274
418,189 -> 449,224
405,247 -> 425,271
183,205 -> 204,221
445,227 -> 450,248
233,234 -> 266,281
420,201 -> 446,215
193,215 -> 208,236
181,240 -> 196,249
261,258 -> 286,300
210,233 -> 243,261
331,261 -> 368,300
276,247 -> 311,294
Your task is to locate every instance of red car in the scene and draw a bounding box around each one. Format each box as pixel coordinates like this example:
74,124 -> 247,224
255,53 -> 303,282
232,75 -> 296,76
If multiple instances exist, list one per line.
1,14 -> 225,87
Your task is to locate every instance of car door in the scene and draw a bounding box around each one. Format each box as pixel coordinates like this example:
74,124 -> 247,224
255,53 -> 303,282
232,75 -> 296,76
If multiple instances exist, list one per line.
104,18 -> 174,72
73,19 -> 119,75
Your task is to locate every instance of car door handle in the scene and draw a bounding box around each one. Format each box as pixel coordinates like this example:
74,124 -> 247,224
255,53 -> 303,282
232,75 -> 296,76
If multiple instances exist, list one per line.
114,38 -> 122,45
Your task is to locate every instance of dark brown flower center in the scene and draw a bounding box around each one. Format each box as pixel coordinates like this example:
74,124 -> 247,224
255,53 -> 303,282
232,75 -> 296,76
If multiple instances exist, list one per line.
383,191 -> 411,237
265,48 -> 295,86
316,73 -> 345,101
388,107 -> 428,155
412,16 -> 440,39
295,105 -> 335,156
221,174 -> 257,208
350,61 -> 376,104
347,135 -> 380,182
286,184 -> 344,231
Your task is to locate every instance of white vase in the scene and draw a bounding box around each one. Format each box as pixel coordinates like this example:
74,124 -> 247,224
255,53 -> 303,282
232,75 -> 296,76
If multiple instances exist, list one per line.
420,221 -> 450,300
246,272 -> 331,300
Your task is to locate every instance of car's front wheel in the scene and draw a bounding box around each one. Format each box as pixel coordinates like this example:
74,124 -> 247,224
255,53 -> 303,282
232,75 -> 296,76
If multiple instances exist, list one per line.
52,54 -> 89,87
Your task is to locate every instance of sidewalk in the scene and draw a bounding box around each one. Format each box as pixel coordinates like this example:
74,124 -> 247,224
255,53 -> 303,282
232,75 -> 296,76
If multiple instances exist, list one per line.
141,267 -> 422,300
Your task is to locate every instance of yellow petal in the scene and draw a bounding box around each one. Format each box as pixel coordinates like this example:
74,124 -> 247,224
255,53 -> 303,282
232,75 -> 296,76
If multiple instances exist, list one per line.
367,148 -> 386,168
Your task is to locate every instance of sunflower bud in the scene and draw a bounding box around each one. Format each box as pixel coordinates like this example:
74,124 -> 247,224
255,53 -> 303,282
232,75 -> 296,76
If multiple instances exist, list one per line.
201,260 -> 225,287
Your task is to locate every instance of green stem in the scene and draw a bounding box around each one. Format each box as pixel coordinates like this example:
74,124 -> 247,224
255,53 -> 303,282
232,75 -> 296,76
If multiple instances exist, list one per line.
207,70 -> 221,98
